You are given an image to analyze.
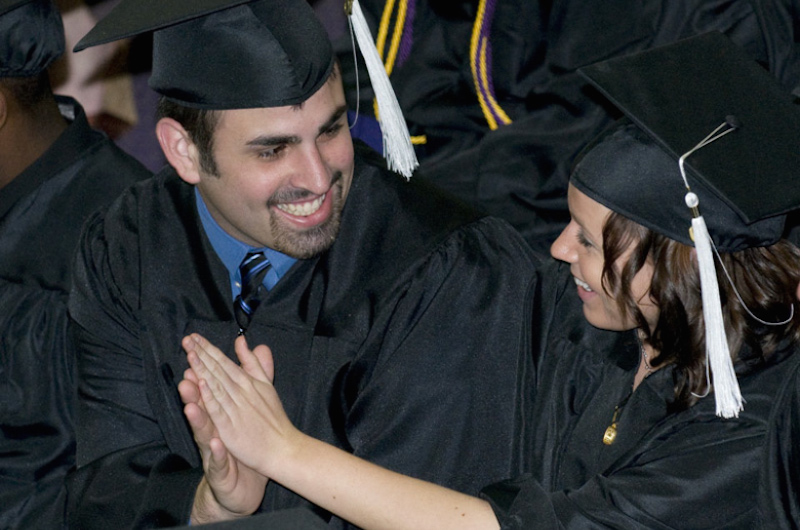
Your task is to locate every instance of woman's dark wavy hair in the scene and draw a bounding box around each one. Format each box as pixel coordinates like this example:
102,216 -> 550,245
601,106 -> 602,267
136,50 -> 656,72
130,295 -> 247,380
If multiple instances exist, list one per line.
600,212 -> 800,411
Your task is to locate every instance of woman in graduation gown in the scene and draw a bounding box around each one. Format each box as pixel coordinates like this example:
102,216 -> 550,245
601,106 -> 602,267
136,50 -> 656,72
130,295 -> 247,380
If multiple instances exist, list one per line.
760,349 -> 800,529
759,282 -> 800,529
178,33 -> 800,529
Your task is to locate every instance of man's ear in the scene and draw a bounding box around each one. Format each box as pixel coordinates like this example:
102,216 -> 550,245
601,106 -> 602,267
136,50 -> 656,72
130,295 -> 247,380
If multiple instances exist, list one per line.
156,117 -> 203,184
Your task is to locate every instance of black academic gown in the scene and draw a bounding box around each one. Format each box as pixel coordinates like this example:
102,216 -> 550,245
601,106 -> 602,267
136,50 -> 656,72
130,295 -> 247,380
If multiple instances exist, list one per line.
0,96 -> 149,529
481,262 -> 798,529
346,0 -> 800,254
66,143 -> 540,528
759,350 -> 800,529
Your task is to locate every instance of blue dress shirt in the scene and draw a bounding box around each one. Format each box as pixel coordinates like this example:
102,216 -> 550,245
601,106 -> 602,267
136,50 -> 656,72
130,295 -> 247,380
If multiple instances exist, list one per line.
195,188 -> 297,300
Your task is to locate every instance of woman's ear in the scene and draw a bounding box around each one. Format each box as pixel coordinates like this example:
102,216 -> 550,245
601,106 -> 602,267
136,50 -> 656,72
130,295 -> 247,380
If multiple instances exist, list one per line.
156,117 -> 203,184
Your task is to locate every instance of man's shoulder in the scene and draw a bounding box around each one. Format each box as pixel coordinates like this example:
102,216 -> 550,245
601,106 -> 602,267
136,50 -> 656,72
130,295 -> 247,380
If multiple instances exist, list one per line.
349,143 -> 532,256
326,144 -> 538,290
79,167 -> 192,259
350,144 -> 483,237
97,165 -> 185,215
72,167 -> 202,312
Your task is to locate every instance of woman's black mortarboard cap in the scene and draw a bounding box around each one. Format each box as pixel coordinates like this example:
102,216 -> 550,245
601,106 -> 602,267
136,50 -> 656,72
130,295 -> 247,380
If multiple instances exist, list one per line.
74,0 -> 334,110
0,0 -> 64,78
574,32 -> 800,419
574,31 -> 800,252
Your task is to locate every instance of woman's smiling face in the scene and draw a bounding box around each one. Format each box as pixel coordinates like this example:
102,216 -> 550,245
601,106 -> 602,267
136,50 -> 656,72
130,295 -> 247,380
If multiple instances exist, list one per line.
550,184 -> 659,332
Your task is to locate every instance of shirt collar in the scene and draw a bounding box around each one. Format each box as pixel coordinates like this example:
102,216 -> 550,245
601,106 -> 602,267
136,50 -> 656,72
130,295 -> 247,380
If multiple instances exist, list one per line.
195,188 -> 297,295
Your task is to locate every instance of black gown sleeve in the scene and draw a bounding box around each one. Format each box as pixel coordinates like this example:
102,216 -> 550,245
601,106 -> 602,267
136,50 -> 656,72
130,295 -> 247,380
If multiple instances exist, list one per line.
760,354 -> 800,530
481,413 -> 767,529
337,217 -> 540,497
67,211 -> 202,528
0,279 -> 73,529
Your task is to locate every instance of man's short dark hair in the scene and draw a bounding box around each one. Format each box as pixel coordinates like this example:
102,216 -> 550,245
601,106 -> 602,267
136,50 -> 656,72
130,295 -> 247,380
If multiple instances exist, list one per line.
156,97 -> 220,176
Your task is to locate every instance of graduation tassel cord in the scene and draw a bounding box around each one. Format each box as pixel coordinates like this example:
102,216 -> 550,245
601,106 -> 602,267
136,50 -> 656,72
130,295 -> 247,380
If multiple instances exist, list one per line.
689,208 -> 742,417
346,0 -> 419,179
679,118 -> 742,418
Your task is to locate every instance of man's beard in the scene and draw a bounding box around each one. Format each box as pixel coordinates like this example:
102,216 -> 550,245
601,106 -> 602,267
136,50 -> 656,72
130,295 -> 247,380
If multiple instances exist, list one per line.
268,172 -> 346,259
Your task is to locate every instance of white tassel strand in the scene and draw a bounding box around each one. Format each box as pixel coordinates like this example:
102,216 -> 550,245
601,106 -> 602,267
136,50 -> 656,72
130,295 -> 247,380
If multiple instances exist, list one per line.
689,202 -> 743,418
347,0 -> 419,179
678,120 -> 743,418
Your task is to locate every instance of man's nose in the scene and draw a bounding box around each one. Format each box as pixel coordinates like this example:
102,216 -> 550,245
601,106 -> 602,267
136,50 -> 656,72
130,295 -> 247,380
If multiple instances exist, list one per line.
293,146 -> 329,195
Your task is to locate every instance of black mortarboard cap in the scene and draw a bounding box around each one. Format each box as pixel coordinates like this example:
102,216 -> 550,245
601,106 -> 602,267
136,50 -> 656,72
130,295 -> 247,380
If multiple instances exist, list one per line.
74,0 -> 334,110
0,0 -> 64,78
573,32 -> 800,252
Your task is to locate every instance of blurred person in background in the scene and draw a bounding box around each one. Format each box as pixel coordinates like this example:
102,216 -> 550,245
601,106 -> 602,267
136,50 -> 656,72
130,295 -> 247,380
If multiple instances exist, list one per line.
0,0 -> 149,526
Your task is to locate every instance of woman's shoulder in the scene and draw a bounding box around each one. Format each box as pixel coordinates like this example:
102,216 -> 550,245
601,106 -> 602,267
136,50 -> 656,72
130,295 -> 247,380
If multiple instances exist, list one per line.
759,348 -> 800,528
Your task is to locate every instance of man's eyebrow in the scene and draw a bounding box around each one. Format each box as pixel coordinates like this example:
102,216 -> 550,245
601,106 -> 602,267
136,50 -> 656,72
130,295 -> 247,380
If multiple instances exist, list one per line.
318,105 -> 348,135
246,134 -> 300,148
243,105 -> 348,148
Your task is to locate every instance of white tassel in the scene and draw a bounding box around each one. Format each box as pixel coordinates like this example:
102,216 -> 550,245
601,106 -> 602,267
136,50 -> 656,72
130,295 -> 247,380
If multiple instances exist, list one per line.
691,210 -> 743,418
677,121 -> 743,418
347,0 -> 418,179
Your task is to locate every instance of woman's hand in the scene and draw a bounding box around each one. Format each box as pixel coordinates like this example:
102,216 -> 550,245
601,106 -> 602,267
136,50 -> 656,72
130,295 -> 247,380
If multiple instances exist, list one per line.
181,334 -> 498,530
181,333 -> 304,478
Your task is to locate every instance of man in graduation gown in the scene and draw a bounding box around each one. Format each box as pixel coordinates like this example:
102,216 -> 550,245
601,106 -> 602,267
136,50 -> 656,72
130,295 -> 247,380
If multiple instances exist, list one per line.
66,1 -> 539,527
345,0 -> 800,254
0,1 -> 150,527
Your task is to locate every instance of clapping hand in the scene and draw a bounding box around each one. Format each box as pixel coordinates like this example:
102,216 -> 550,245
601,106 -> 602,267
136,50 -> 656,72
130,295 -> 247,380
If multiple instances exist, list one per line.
178,334 -> 276,523
180,334 -> 302,501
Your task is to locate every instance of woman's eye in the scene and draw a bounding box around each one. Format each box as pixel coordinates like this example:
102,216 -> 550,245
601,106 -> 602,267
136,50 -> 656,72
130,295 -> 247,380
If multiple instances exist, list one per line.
577,230 -> 593,249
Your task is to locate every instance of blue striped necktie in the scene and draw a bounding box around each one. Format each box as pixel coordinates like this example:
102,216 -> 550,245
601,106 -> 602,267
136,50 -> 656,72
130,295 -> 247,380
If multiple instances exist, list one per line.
234,251 -> 271,334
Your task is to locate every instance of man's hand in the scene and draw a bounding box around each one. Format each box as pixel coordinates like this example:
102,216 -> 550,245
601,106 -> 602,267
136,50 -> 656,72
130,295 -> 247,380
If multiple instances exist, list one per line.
179,336 -> 268,524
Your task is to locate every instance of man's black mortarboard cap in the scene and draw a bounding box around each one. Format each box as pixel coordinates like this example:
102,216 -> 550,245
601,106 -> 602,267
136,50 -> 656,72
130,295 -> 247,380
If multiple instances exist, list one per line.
0,0 -> 64,78
573,32 -> 800,252
74,0 -> 334,110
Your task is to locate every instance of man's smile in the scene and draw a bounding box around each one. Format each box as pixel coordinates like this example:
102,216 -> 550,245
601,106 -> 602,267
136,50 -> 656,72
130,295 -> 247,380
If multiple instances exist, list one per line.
276,193 -> 327,217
